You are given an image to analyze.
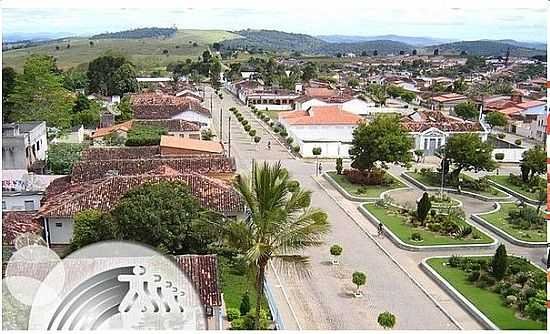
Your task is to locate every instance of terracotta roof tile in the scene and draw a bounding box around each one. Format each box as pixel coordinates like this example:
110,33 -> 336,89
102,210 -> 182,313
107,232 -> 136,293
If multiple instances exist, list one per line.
131,93 -> 210,119
2,211 -> 42,245
39,173 -> 244,217
91,120 -> 133,139
135,119 -> 201,132
401,111 -> 483,132
516,100 -> 546,109
175,255 -> 222,307
279,105 -> 361,125
432,93 -> 467,103
71,156 -> 236,182
160,136 -> 224,154
81,146 -> 161,160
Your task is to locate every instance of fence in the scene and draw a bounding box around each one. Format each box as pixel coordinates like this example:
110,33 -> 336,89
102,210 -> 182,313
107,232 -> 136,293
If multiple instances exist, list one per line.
263,277 -> 285,329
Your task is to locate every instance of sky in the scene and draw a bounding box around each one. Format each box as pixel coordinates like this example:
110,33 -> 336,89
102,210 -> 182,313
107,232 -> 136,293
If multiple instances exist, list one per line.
2,7 -> 547,42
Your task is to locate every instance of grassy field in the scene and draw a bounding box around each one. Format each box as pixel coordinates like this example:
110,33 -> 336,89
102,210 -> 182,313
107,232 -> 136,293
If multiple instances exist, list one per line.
3,29 -> 239,72
479,203 -> 546,242
405,172 -> 507,198
362,203 -> 493,246
488,175 -> 546,201
219,256 -> 269,313
426,257 -> 546,330
327,171 -> 404,198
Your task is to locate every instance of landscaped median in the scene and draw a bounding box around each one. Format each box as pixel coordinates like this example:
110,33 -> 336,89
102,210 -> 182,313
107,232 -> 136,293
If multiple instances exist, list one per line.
471,202 -> 546,247
358,202 -> 496,250
324,170 -> 406,201
422,255 -> 547,330
487,175 -> 546,205
402,170 -> 510,202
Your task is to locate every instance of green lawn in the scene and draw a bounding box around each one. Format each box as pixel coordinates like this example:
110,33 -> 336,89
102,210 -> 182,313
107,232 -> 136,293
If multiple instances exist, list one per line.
479,203 -> 546,242
405,172 -> 507,198
426,257 -> 546,330
327,171 -> 405,198
362,204 -> 493,246
488,175 -> 546,202
219,257 -> 269,313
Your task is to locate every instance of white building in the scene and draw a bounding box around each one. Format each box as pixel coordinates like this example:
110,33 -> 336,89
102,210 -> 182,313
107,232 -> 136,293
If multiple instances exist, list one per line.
2,121 -> 48,171
279,105 -> 362,158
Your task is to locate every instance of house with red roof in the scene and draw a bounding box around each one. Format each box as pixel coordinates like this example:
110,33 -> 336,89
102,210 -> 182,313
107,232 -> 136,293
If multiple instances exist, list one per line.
279,105 -> 362,158
431,93 -> 469,111
401,110 -> 489,156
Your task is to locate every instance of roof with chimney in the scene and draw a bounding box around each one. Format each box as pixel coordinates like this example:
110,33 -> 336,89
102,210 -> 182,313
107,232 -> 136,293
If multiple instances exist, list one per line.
131,93 -> 210,119
38,171 -> 244,218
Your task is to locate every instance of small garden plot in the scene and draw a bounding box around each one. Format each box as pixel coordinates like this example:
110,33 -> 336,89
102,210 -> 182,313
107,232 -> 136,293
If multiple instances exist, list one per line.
406,168 -> 507,198
362,198 -> 492,246
427,252 -> 546,330
327,170 -> 404,198
479,203 -> 546,242
488,174 -> 546,202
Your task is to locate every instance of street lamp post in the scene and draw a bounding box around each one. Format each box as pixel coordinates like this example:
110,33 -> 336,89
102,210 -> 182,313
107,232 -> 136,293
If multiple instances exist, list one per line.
219,108 -> 223,140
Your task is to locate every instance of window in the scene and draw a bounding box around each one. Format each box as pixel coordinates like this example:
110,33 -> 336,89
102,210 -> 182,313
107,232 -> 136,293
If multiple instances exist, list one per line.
36,140 -> 40,151
24,200 -> 34,211
55,222 -> 63,228
2,201 -> 6,210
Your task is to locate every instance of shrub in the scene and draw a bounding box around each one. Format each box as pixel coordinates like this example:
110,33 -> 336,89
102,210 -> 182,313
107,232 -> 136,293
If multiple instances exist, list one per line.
416,192 -> 431,223
273,127 -> 280,133
244,124 -> 251,132
377,311 -> 396,329
286,137 -> 294,145
343,168 -> 387,186
411,232 -> 423,241
280,131 -> 288,138
239,292 -> 251,316
269,121 -> 274,127
248,129 -> 256,137
336,158 -> 343,175
227,308 -> 241,321
497,133 -> 505,139
515,139 -> 522,145
292,145 -> 300,153
287,180 -> 300,192
494,153 -> 505,160
468,270 -> 481,282
237,116 -> 244,122
46,143 -> 85,175
254,136 -> 261,143
125,124 -> 167,146
491,244 -> 508,280
241,120 -> 249,126
448,255 -> 461,267
330,244 -> 343,256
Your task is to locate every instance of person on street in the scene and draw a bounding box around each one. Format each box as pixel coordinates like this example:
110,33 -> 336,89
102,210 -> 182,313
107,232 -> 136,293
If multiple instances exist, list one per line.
378,222 -> 384,237
318,162 -> 323,175
267,141 -> 271,150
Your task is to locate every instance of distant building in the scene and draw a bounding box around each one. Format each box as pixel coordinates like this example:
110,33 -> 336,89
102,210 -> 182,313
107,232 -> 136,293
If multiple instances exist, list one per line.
431,93 -> 469,112
2,121 -> 47,171
160,136 -> 224,156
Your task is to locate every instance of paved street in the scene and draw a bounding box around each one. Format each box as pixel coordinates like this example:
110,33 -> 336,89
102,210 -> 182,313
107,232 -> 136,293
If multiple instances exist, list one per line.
205,86 -> 546,330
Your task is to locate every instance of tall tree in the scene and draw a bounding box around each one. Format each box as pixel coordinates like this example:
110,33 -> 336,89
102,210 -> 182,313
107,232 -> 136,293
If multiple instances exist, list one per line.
439,133 -> 496,181
8,55 -> 75,129
491,244 -> 507,280
454,102 -> 478,120
484,112 -> 508,131
110,181 -> 221,254
349,114 -> 413,173
87,55 -> 137,96
367,84 -> 387,106
226,162 -> 329,329
2,67 -> 17,122
519,146 -> 546,182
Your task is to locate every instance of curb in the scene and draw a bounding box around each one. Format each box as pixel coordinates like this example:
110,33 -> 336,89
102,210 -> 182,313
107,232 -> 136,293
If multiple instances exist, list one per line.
357,205 -> 498,252
471,203 -> 547,248
420,256 -> 499,330
487,179 -> 540,205
400,173 -> 511,202
312,176 -> 464,330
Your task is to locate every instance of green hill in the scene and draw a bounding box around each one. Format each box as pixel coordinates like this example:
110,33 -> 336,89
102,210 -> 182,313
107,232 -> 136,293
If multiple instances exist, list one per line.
422,40 -> 544,57
2,29 -> 238,72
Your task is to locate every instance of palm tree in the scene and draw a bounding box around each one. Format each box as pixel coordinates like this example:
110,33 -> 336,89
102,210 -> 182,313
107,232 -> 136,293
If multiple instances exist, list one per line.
227,161 -> 330,329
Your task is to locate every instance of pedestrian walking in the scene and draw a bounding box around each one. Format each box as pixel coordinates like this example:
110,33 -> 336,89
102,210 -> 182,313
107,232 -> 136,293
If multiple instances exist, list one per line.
267,141 -> 271,150
378,222 -> 384,237
318,162 -> 323,175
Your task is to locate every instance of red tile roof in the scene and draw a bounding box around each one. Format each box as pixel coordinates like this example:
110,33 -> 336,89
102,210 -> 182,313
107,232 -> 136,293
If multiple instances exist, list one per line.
71,156 -> 236,183
498,107 -> 524,116
516,100 -> 546,109
279,105 -> 362,126
401,111 -> 483,133
39,172 -> 244,217
175,255 -> 221,307
81,146 -> 161,160
160,136 -> 224,154
135,119 -> 201,132
2,211 -> 42,245
432,93 -> 468,103
131,93 -> 210,119
91,120 -> 133,139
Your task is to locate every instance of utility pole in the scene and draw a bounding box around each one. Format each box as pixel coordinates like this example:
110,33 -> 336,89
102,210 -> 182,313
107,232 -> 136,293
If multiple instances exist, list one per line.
219,108 -> 223,140
228,115 -> 232,158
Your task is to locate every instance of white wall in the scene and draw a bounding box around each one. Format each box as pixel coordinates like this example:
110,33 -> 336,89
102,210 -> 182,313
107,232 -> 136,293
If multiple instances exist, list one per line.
2,193 -> 43,211
342,99 -> 376,116
172,111 -> 211,128
47,217 -> 74,244
253,104 -> 293,111
296,98 -> 327,111
286,124 -> 356,158
492,148 -> 527,163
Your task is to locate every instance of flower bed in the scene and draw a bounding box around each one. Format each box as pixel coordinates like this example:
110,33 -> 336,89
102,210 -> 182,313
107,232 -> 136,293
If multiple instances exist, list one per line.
426,256 -> 546,330
362,203 -> 493,246
488,175 -> 546,202
478,203 -> 546,242
326,171 -> 404,198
